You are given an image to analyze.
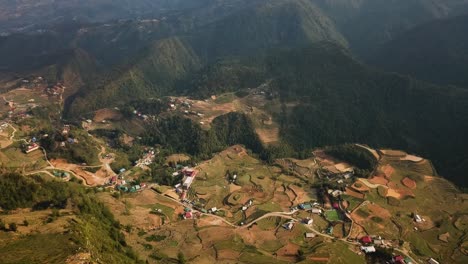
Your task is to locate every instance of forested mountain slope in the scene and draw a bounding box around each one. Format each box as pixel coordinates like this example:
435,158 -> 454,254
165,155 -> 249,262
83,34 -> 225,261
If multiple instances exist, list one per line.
268,43 -> 468,187
370,14 -> 468,88
312,0 -> 468,56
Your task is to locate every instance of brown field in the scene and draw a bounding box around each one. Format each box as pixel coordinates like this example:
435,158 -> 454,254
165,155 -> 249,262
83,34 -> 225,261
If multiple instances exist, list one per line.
369,175 -> 389,185
93,108 -> 123,122
381,164 -> 395,178
402,177 -> 417,189
255,127 -> 279,144
380,149 -> 407,157
400,155 -> 424,162
351,181 -> 370,192
276,242 -> 300,260
198,227 -> 234,248
367,203 -> 391,219
51,159 -> 107,186
386,188 -> 401,199
166,153 -> 191,164
345,187 -> 365,199
217,249 -> 241,260
335,163 -> 353,172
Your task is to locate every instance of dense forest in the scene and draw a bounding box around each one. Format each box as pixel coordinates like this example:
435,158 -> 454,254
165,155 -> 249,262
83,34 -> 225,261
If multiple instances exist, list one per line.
325,144 -> 378,177
140,113 -> 265,160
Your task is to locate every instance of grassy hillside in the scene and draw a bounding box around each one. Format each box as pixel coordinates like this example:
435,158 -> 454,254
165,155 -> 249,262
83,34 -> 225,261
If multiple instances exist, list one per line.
370,14 -> 468,88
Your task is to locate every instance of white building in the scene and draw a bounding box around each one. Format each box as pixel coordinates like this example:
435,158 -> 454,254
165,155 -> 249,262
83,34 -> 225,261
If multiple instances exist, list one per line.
361,246 -> 376,253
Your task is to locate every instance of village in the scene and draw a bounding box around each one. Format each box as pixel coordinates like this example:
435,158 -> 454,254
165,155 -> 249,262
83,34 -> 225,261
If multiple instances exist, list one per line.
0,76 -> 456,263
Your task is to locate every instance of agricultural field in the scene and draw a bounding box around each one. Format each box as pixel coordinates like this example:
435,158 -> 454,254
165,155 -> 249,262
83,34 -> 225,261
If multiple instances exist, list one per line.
344,149 -> 468,263
190,145 -> 316,224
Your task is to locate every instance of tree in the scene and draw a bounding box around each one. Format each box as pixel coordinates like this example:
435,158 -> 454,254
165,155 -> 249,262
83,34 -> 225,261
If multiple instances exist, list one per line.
23,219 -> 29,226
296,249 -> 305,262
9,222 -> 17,232
177,252 -> 186,264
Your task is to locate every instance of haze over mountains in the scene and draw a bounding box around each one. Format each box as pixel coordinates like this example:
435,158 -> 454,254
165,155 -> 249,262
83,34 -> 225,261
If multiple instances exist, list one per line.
1,0 -> 468,188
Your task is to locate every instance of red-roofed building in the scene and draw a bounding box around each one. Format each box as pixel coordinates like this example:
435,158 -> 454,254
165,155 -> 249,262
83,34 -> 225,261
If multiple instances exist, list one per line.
184,211 -> 193,219
184,169 -> 197,177
392,255 -> 405,264
361,236 -> 372,244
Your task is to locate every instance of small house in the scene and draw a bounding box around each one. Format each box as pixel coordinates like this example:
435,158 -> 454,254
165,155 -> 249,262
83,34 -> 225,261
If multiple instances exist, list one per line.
361,246 -> 376,253
282,222 -> 294,230
374,239 -> 385,246
392,255 -> 405,264
414,214 -> 423,223
428,258 -> 440,264
25,143 -> 40,153
184,211 -> 193,219
303,218 -> 313,225
305,233 -> 316,238
311,208 -> 322,214
299,203 -> 312,210
361,236 -> 372,244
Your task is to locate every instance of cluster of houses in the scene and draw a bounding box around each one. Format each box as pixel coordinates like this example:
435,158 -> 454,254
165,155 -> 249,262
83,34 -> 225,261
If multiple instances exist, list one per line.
112,175 -> 147,193
295,202 -> 322,215
173,166 -> 198,200
136,148 -> 156,167
358,235 -> 418,264
169,98 -> 192,111
45,83 -> 65,97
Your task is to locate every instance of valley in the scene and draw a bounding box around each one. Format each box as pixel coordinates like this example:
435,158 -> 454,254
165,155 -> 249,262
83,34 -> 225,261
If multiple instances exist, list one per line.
0,79 -> 466,263
1,1 -> 468,264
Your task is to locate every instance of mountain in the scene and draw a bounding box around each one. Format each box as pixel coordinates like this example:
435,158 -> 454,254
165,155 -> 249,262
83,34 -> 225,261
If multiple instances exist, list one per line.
67,37 -> 201,116
265,43 -> 468,187
64,0 -> 347,115
369,14 -> 468,88
311,0 -> 468,56
189,0 -> 347,60
0,0 -> 211,32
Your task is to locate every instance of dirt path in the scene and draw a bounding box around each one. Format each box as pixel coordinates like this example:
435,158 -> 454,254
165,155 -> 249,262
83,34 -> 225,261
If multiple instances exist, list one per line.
355,144 -> 381,160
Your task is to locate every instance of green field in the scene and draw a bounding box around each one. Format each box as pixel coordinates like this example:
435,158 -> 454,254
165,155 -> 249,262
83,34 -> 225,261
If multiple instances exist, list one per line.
324,210 -> 341,222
